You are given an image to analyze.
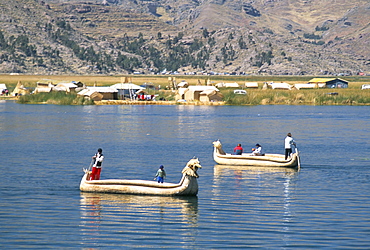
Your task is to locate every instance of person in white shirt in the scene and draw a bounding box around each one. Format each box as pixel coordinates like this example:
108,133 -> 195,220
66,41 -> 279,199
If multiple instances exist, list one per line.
90,148 -> 104,180
284,133 -> 296,160
251,143 -> 265,156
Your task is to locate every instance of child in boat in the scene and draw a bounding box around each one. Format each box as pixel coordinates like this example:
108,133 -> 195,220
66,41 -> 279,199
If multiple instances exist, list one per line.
233,143 -> 243,155
154,165 -> 166,183
251,144 -> 265,156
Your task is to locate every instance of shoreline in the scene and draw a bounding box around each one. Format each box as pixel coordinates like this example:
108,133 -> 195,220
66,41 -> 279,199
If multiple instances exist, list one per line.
94,100 -> 226,105
3,97 -> 370,106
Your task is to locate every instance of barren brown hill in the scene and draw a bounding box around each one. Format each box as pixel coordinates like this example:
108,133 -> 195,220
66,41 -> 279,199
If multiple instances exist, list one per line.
0,0 -> 369,75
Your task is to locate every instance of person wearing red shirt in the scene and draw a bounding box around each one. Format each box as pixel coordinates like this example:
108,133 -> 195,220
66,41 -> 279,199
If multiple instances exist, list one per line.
234,144 -> 243,155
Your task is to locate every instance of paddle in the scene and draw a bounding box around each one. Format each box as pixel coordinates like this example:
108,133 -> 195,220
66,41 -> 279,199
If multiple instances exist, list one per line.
295,146 -> 301,170
83,159 -> 94,172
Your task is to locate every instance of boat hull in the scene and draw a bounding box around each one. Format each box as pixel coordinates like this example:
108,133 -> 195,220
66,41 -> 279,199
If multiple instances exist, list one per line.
80,172 -> 199,196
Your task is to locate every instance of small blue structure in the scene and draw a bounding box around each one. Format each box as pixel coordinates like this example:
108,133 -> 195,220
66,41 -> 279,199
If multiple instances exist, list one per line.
308,78 -> 349,88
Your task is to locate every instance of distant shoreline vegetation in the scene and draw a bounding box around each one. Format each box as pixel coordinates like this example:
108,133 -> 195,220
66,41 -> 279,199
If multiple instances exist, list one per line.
1,75 -> 369,106
221,89 -> 370,106
16,92 -> 94,105
13,88 -> 370,106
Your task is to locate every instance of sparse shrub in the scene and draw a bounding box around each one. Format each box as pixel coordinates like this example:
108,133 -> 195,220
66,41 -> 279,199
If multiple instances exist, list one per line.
303,33 -> 322,40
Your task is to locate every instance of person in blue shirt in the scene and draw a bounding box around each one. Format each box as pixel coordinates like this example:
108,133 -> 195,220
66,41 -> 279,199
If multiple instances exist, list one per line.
155,165 -> 166,183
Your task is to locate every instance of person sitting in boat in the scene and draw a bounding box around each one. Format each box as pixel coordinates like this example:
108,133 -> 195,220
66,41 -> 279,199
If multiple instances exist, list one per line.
251,144 -> 265,156
154,165 -> 166,183
233,143 -> 243,155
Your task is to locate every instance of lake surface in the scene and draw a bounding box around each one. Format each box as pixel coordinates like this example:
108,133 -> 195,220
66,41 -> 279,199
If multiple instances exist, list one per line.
1,101 -> 369,249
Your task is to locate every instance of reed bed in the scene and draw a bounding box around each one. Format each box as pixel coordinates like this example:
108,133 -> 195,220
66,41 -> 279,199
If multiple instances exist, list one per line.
221,88 -> 370,105
17,92 -> 94,105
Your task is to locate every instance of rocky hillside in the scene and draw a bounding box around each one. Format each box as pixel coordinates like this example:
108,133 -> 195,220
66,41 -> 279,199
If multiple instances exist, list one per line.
0,0 -> 369,75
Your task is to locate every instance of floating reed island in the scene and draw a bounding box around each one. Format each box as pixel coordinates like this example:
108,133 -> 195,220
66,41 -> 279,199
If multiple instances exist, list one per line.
1,75 -> 370,106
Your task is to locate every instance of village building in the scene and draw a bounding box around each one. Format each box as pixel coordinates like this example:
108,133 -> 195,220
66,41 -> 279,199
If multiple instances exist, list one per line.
263,82 -> 294,90
110,83 -> 145,100
54,82 -> 78,92
11,82 -> 30,96
77,87 -> 118,101
177,81 -> 189,88
308,78 -> 349,88
34,80 -> 85,93
215,82 -> 240,88
294,83 -> 318,90
199,89 -> 223,102
176,86 -> 222,102
34,79 -> 54,93
244,82 -> 259,88
55,81 -> 84,92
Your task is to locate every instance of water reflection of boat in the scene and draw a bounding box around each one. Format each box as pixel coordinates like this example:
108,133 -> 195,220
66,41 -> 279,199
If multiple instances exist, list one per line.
214,164 -> 299,177
213,140 -> 300,168
80,158 -> 202,196
79,192 -> 199,241
80,192 -> 198,213
80,192 -> 199,223
213,164 -> 297,245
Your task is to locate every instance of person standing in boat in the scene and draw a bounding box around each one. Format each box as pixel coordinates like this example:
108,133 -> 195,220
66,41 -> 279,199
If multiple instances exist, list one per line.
284,133 -> 296,160
234,143 -> 243,155
251,143 -> 265,156
90,148 -> 104,180
155,165 -> 166,183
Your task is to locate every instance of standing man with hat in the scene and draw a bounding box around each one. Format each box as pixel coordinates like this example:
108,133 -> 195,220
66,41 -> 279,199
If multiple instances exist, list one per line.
90,148 -> 104,180
284,133 -> 296,160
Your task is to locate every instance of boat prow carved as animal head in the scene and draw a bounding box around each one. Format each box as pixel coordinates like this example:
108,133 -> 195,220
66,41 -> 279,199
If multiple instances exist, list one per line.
213,140 -> 226,155
182,158 -> 202,178
213,140 -> 222,148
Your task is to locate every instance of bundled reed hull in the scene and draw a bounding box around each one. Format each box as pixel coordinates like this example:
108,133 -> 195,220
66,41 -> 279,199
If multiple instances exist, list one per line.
213,140 -> 299,168
80,173 -> 198,196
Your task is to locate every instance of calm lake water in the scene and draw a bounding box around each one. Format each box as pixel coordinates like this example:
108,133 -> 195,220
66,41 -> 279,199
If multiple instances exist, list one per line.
1,101 -> 369,249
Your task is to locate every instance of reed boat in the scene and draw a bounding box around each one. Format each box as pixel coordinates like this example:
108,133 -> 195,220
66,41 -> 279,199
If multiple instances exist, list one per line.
213,140 -> 300,168
80,158 -> 202,196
